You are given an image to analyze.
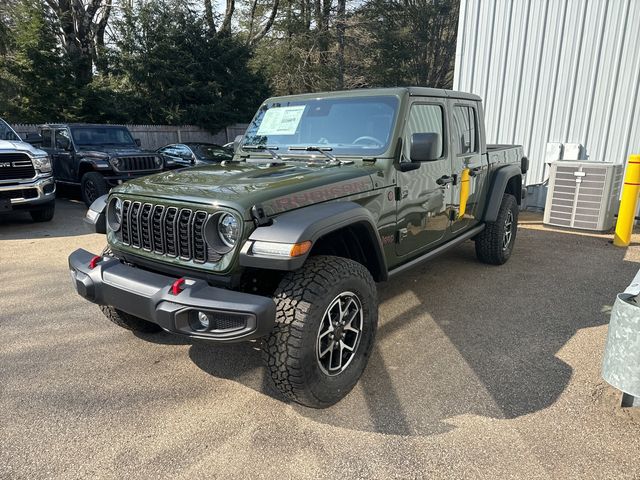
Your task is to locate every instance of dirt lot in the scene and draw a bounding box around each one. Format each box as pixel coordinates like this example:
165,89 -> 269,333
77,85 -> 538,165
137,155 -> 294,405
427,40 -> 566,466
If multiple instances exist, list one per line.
1,198 -> 639,479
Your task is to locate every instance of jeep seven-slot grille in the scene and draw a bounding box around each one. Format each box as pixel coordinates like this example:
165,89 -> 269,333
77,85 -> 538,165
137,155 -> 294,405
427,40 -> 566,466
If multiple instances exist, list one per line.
119,200 -> 210,263
0,153 -> 36,180
116,156 -> 160,172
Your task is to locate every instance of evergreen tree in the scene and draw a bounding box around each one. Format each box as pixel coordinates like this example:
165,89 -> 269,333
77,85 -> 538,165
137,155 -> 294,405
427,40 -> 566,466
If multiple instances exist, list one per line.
0,0 -> 73,122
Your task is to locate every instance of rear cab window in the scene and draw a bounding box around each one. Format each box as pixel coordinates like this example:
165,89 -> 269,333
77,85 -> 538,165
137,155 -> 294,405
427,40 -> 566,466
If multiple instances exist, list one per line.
452,105 -> 479,155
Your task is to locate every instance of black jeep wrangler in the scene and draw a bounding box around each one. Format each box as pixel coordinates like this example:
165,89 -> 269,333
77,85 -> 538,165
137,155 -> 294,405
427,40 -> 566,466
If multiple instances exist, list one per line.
37,124 -> 164,206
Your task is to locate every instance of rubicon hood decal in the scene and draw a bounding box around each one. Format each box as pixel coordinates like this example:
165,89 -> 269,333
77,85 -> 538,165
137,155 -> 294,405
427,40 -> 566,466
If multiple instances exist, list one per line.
264,177 -> 372,214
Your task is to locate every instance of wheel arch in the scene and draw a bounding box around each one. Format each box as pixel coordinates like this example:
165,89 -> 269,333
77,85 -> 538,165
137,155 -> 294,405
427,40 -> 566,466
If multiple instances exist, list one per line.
482,164 -> 522,223
239,201 -> 388,282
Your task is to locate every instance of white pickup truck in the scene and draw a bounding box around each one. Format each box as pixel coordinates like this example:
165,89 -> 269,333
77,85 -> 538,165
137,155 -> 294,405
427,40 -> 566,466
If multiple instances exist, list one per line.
0,119 -> 56,222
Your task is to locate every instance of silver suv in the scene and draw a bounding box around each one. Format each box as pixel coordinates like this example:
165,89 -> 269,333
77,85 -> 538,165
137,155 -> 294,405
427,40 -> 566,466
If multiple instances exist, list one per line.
0,119 -> 55,222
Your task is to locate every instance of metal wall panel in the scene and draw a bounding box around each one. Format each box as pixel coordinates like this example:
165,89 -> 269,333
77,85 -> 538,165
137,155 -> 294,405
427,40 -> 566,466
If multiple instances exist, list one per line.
454,0 -> 640,185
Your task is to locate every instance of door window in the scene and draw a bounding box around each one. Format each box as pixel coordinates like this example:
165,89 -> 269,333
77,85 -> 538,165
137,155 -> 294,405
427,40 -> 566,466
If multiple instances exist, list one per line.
54,129 -> 71,150
403,104 -> 444,160
452,106 -> 478,155
41,129 -> 52,148
173,145 -> 193,159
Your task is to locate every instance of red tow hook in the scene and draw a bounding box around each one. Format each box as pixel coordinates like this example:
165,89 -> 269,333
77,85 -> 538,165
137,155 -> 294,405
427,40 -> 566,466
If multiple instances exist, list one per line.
89,255 -> 102,269
171,278 -> 186,295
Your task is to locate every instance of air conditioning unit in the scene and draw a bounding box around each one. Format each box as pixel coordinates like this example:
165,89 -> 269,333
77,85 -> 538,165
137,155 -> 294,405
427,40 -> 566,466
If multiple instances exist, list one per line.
543,160 -> 623,231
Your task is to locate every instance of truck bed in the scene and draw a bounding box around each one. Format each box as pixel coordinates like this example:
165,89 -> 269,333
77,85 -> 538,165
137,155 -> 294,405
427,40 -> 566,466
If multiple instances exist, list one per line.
486,144 -> 524,167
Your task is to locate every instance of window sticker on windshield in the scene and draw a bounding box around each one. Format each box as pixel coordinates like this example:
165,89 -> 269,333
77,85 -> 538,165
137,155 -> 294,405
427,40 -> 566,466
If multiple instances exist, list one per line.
256,106 -> 306,136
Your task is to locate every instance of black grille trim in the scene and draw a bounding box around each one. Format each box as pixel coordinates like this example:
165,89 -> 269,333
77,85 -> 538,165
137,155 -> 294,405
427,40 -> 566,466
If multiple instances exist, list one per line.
0,153 -> 36,181
118,200 -> 210,264
114,156 -> 161,172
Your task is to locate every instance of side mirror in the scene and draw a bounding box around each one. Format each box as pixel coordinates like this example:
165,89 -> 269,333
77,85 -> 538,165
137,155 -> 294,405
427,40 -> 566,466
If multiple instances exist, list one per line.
410,133 -> 442,162
56,138 -> 71,151
233,134 -> 243,154
135,138 -> 142,147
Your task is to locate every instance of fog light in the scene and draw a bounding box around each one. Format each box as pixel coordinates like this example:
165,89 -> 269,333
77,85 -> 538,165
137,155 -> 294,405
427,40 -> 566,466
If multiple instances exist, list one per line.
196,311 -> 211,331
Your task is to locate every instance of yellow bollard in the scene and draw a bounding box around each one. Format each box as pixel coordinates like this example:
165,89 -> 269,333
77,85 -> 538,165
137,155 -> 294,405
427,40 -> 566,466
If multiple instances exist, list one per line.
614,154 -> 640,247
459,168 -> 470,218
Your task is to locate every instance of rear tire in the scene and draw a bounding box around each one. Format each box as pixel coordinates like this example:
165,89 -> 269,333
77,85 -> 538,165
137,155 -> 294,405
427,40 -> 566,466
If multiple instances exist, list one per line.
99,246 -> 162,333
475,193 -> 518,265
81,172 -> 109,207
29,201 -> 55,222
262,255 -> 378,408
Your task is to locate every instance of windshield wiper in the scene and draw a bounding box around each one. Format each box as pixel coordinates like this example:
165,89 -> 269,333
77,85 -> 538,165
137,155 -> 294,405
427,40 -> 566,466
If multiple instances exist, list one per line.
288,146 -> 338,163
288,146 -> 355,165
242,144 -> 282,160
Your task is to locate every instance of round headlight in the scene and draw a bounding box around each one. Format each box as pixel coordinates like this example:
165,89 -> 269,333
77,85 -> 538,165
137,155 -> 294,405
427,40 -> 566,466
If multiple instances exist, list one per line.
218,213 -> 239,247
107,197 -> 123,231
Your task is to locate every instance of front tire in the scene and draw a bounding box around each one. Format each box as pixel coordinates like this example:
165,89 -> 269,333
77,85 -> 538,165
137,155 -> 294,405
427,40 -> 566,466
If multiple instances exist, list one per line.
475,193 -> 518,265
81,172 -> 109,207
99,246 -> 162,333
29,201 -> 55,222
262,255 -> 378,408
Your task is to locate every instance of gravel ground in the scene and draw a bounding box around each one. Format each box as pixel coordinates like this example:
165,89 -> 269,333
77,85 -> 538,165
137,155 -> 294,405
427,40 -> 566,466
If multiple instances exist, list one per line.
1,198 -> 639,479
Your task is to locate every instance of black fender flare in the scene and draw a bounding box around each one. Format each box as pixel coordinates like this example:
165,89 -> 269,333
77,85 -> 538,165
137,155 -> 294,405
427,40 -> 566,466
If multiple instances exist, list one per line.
483,164 -> 522,222
239,201 -> 388,281
79,158 -> 111,175
84,194 -> 108,234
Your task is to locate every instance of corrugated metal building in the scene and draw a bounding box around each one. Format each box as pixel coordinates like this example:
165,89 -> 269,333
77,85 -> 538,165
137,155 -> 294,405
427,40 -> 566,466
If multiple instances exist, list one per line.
453,0 -> 640,189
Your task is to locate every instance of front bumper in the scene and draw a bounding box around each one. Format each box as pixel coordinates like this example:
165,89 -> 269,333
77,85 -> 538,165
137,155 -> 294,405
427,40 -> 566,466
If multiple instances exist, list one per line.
68,248 -> 276,342
0,175 -> 55,208
103,171 -> 163,187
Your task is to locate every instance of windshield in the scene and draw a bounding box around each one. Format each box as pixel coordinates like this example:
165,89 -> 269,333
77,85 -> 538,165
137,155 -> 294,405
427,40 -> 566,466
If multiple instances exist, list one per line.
192,144 -> 233,161
70,126 -> 135,147
0,119 -> 21,141
242,96 -> 399,156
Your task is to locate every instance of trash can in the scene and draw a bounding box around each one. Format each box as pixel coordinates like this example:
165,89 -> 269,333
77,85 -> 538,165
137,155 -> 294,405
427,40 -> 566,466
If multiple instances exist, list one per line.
602,270 -> 640,407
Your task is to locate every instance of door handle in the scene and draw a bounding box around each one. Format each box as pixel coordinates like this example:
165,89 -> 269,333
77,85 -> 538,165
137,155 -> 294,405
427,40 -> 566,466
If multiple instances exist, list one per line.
436,174 -> 456,186
468,166 -> 482,177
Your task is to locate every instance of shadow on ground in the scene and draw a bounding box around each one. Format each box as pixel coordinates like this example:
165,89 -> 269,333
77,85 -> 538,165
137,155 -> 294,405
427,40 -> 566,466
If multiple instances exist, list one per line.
168,224 -> 637,436
0,186 -> 88,240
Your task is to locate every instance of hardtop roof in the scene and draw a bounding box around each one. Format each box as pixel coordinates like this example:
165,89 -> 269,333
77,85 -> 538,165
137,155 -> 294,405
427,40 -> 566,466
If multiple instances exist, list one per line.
265,87 -> 482,103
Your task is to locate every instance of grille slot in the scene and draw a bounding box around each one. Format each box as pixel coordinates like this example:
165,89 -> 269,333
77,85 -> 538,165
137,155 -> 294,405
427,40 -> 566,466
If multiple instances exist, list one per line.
115,156 -> 161,172
118,201 -> 210,264
0,153 -> 35,180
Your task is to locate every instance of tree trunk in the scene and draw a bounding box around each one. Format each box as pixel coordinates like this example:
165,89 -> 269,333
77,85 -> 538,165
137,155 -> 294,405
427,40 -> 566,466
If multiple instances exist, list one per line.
336,0 -> 345,90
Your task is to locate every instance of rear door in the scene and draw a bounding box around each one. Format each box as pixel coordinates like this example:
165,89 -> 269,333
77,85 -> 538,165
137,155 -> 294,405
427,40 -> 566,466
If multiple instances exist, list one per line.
449,101 -> 487,232
395,100 -> 453,257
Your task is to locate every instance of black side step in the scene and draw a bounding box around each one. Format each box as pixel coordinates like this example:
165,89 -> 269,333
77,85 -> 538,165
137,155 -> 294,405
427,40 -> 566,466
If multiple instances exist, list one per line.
387,224 -> 485,279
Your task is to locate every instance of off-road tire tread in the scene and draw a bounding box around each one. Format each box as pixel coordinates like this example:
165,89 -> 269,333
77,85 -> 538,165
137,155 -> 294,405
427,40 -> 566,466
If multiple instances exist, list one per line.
29,202 -> 55,222
81,172 -> 109,207
262,255 -> 376,408
475,193 -> 518,265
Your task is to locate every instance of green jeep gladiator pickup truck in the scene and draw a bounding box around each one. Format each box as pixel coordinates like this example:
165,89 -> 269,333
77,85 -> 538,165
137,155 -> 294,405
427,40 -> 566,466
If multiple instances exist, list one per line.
69,87 -> 527,408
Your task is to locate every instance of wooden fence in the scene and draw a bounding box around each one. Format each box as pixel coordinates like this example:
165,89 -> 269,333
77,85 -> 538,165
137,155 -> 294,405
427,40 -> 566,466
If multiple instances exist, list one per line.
10,123 -> 249,150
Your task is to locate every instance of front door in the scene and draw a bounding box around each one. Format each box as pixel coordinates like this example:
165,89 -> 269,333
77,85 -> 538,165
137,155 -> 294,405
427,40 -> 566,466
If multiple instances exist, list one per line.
395,101 -> 453,257
52,128 -> 74,182
449,101 -> 487,232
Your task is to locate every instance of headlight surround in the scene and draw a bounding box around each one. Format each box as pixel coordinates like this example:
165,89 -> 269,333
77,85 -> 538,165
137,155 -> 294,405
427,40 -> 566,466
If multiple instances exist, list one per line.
32,154 -> 51,173
109,157 -> 121,169
106,197 -> 123,232
204,212 -> 241,254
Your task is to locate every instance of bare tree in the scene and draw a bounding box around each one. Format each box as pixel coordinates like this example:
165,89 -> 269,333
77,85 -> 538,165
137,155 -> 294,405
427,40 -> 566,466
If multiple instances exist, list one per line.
44,0 -> 113,84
